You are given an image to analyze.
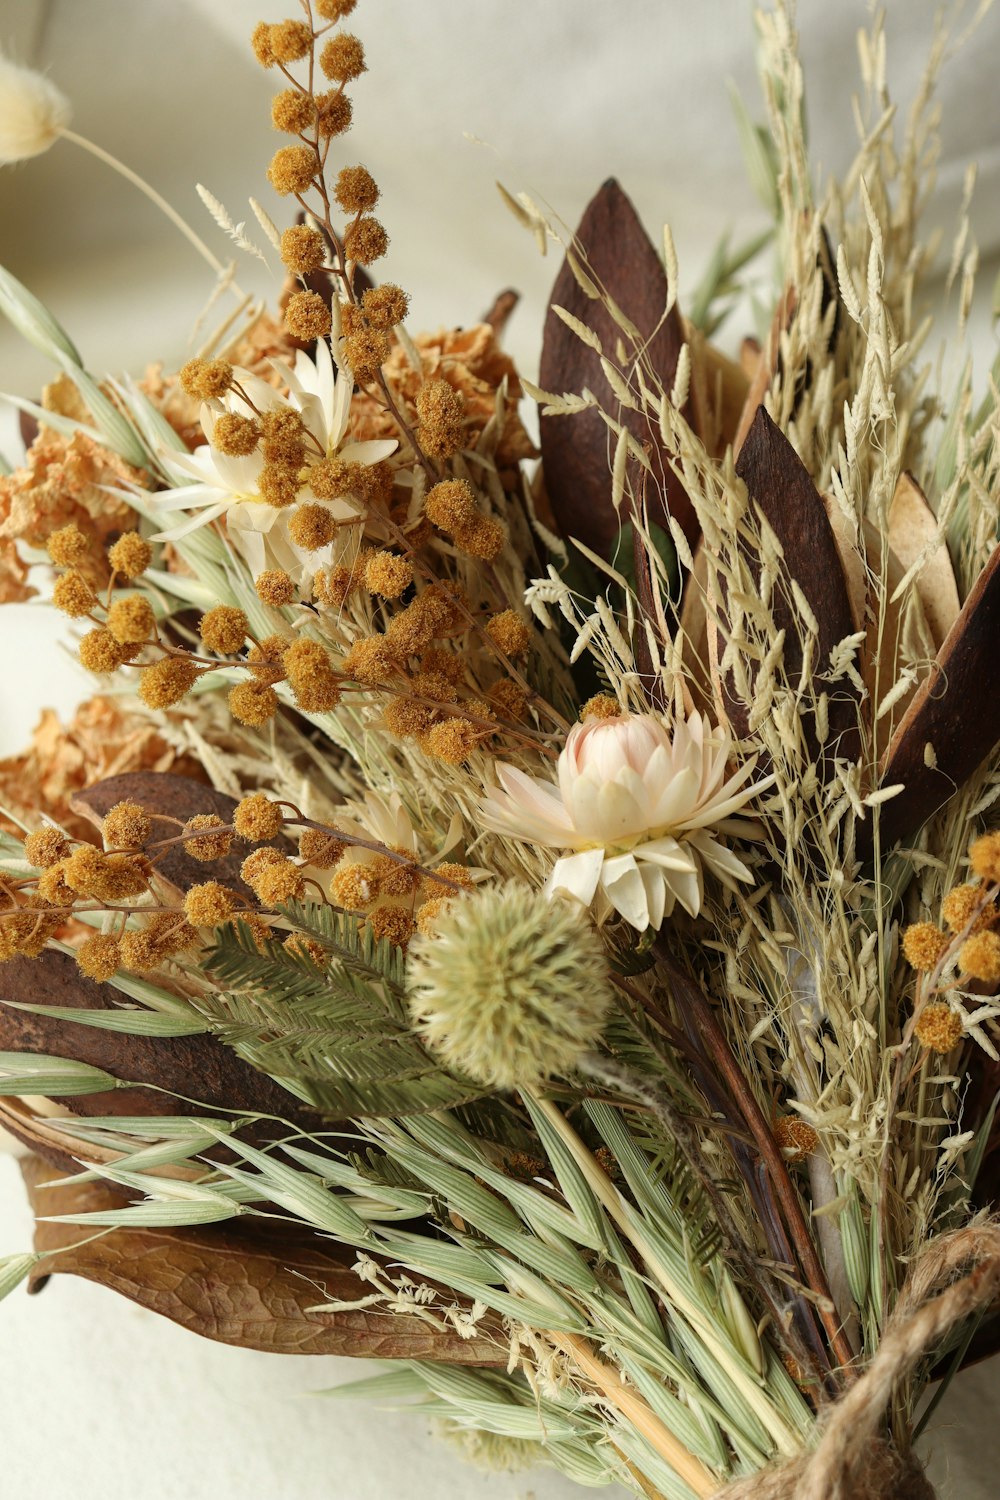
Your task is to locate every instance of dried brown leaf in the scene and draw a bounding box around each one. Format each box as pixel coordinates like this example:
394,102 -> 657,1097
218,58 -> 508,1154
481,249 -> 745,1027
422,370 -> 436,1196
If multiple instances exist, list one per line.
538,178 -> 698,560
873,546 -> 1000,851
21,1156 -> 504,1364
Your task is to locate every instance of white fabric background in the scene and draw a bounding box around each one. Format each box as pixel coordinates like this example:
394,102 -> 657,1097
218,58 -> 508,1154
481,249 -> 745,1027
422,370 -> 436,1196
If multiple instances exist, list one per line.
1,2 -> 1000,1496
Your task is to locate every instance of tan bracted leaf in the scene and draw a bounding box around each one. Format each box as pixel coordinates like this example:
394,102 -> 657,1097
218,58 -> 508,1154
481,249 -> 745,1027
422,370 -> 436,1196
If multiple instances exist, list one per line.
872,545 -> 1000,852
538,178 -> 699,560
21,1156 -> 504,1365
887,470 -> 961,650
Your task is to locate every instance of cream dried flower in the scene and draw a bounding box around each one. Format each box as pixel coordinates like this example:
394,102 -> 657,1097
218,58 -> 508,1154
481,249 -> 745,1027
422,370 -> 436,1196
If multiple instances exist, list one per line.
482,711 -> 772,931
0,54 -> 70,165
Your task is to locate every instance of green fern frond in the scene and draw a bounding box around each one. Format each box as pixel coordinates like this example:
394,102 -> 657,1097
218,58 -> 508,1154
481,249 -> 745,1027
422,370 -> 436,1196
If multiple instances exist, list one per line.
199,908 -> 486,1119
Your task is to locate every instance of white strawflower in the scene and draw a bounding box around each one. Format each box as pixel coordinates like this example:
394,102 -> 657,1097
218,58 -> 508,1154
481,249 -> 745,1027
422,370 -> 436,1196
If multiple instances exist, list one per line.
0,55 -> 70,165
407,882 -> 612,1091
149,339 -> 396,581
481,711 -> 773,932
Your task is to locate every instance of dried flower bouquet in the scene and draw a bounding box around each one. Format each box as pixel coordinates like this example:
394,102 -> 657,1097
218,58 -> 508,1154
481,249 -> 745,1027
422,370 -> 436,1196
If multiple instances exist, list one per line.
2,3 -> 1000,1497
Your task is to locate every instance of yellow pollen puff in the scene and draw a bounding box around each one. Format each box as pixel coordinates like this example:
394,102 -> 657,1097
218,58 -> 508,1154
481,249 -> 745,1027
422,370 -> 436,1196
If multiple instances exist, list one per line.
773,1117 -> 819,1163
285,289 -> 333,342
941,883 -> 998,934
343,216 -> 388,267
415,895 -> 452,937
119,930 -> 161,973
230,680 -> 279,726
415,378 -> 464,459
108,532 -> 152,579
267,143 -> 318,196
179,357 -> 233,400
364,550 -> 413,599
581,693 -> 623,721
320,32 -> 366,81
240,912 -> 275,950
384,587 -> 461,656
137,656 -> 200,709
36,862 -> 74,906
251,20 -> 277,66
258,463 -> 301,508
78,628 -> 128,674
316,0 -> 357,19
24,827 -> 69,869
107,595 -> 155,645
52,570 -> 97,618
267,18 -> 313,64
280,224 -> 326,276
331,862 -> 380,911
298,827 -> 347,868
969,832 -> 1000,887
255,569 -> 296,607
234,791 -> 285,842
334,164 -> 379,214
254,859 -> 307,905
199,605 -> 249,655
248,633 -> 291,683
63,844 -> 149,900
424,478 -> 476,534
453,514 -> 505,563
343,327 -> 390,382
47,523 -> 89,567
146,911 -> 199,957
914,1002 -> 964,1054
102,800 -> 152,849
901,922 -> 950,972
183,815 -> 234,862
314,564 -> 356,610
369,853 -> 421,898
283,933 -> 326,966
212,412 -> 261,457
240,845 -> 285,894
361,282 -> 408,331
486,609 -> 530,657
283,637 -> 342,711
959,930 -> 1000,983
488,678 -> 527,721
424,862 -> 474,896
271,88 -> 317,134
184,881 -> 238,928
75,932 -> 122,983
410,670 -> 458,705
383,697 -> 436,739
421,717 -> 482,764
289,504 -> 338,550
341,634 -> 401,686
316,90 -> 353,138
367,905 -> 414,949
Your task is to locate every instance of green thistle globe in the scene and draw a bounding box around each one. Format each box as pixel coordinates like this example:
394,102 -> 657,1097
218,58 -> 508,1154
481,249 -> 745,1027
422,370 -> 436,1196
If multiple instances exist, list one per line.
406,881 -> 612,1090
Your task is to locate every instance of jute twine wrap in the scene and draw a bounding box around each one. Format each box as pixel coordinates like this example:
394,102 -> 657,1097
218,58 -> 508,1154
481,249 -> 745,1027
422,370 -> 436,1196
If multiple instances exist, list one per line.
712,1222 -> 1000,1500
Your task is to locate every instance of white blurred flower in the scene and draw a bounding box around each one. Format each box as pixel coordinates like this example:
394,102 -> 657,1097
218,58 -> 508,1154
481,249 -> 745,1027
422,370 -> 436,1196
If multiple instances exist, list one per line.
481,711 -> 772,932
152,339 -> 396,581
0,55 -> 70,166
